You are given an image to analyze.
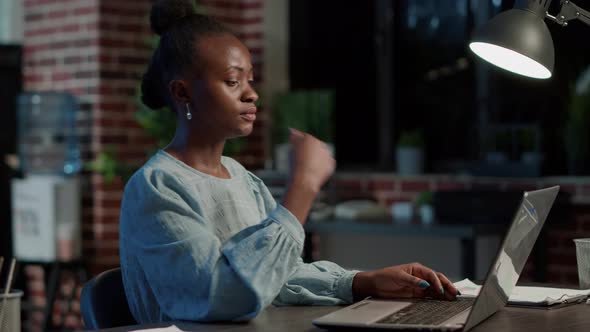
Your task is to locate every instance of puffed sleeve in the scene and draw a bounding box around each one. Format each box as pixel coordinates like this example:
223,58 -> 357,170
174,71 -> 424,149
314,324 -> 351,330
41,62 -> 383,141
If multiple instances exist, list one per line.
272,258 -> 359,305
246,172 -> 360,306
120,169 -> 304,322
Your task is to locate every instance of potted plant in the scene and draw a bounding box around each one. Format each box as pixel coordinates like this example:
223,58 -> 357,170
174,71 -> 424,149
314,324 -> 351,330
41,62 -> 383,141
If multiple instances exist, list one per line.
484,128 -> 511,164
396,130 -> 424,175
272,90 -> 334,173
519,126 -> 542,165
414,191 -> 434,225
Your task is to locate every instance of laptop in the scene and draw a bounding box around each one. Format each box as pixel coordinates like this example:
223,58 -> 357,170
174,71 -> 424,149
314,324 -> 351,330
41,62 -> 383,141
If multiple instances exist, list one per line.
313,186 -> 560,331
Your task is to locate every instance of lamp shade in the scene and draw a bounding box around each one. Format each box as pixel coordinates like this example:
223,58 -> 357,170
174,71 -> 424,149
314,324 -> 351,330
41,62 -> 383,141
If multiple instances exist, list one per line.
469,8 -> 554,79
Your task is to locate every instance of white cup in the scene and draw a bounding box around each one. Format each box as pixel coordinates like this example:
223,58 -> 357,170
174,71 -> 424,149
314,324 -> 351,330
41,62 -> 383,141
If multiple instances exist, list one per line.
0,290 -> 23,332
573,238 -> 590,289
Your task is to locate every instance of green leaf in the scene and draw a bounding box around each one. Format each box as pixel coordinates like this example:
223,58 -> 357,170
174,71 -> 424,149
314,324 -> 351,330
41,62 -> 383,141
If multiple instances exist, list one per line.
398,130 -> 424,147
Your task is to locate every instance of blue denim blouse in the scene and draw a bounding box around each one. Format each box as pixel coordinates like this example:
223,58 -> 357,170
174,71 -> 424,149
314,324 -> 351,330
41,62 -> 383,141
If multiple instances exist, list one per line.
119,150 -> 358,323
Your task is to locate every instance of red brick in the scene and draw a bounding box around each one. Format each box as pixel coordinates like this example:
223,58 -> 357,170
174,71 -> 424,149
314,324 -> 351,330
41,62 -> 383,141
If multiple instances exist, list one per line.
23,44 -> 51,54
24,0 -> 61,5
333,190 -> 371,201
119,55 -> 149,65
369,179 -> 395,191
117,23 -> 143,33
95,118 -> 119,128
97,54 -> 114,63
25,27 -> 58,37
236,31 -> 263,40
129,135 -> 156,146
88,259 -> 120,275
471,181 -> 503,191
433,181 -> 467,191
92,175 -> 124,192
39,58 -> 56,66
374,191 -> 415,207
546,252 -> 578,266
73,6 -> 97,16
101,6 -> 148,18
99,38 -> 132,48
97,102 -> 128,112
214,15 -> 263,25
400,180 -> 431,193
92,240 -> 122,257
116,87 -> 137,96
24,265 -> 44,278
558,184 -> 577,195
96,197 -> 124,210
504,181 -> 539,191
24,13 -> 44,21
83,228 -> 119,241
333,178 -> 365,191
206,0 -> 264,10
52,72 -> 72,81
85,21 -> 101,31
577,220 -> 590,232
48,10 -> 69,19
60,24 -> 81,33
249,47 -> 263,56
93,214 -> 121,226
50,40 -> 73,50
24,73 -> 45,83
64,56 -> 83,64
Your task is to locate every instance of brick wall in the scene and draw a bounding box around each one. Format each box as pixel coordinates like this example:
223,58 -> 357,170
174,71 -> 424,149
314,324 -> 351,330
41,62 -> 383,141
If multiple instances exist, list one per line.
21,0 -> 267,330
23,0 -> 102,330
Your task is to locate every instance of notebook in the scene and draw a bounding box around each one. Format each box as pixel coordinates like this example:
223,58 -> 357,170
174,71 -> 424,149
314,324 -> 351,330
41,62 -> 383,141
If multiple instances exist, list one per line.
313,186 -> 560,331
455,278 -> 590,308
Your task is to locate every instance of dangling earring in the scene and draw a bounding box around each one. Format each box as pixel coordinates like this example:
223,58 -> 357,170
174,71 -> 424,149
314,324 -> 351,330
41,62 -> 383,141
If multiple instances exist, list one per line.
185,103 -> 192,120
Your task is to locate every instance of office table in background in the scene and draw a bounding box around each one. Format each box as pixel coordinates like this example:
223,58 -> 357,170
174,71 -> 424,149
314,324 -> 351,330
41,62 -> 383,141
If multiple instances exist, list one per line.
94,300 -> 590,332
304,219 -> 504,279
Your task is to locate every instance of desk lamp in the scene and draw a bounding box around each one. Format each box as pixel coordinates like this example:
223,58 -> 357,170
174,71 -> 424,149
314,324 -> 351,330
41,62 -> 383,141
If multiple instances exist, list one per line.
469,0 -> 590,79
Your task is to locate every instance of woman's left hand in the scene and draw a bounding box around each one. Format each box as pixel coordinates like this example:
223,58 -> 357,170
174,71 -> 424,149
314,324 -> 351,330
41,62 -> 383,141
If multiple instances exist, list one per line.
352,263 -> 459,301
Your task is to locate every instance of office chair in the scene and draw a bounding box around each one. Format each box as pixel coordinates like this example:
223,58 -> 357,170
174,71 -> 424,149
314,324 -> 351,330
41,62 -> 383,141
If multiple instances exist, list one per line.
80,267 -> 137,329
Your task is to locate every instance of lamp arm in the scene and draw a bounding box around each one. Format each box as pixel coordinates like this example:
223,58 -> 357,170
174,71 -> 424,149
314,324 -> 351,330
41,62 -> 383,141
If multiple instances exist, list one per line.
546,0 -> 590,26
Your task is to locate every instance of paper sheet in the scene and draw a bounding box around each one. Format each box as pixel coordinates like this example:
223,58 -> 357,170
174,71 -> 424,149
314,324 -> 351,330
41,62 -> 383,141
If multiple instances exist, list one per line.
454,278 -> 590,305
130,325 -> 184,332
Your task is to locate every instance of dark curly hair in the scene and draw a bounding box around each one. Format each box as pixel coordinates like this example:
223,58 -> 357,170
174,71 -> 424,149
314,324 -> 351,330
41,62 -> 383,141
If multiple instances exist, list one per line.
141,0 -> 230,110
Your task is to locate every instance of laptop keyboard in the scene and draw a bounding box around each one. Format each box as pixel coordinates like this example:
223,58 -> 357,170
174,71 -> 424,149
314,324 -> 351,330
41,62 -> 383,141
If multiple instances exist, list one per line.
376,297 -> 475,326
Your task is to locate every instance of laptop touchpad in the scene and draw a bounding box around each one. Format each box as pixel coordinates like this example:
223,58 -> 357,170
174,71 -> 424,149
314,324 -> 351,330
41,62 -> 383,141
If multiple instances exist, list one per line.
314,300 -> 413,325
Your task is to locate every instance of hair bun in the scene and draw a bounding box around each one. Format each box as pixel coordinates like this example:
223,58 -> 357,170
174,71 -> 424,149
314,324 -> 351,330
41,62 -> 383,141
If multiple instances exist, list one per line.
150,0 -> 195,36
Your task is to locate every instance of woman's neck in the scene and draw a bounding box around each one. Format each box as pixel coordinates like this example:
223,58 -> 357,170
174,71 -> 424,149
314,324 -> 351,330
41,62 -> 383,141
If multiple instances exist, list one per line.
164,122 -> 230,179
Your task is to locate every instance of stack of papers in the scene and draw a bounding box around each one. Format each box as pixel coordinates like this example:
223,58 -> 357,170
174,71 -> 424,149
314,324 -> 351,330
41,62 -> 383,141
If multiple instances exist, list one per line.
131,325 -> 184,332
454,278 -> 590,307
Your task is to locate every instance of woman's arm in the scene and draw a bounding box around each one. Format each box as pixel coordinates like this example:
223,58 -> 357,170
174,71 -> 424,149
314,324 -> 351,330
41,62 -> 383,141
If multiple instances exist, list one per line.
272,258 -> 359,306
281,128 -> 335,224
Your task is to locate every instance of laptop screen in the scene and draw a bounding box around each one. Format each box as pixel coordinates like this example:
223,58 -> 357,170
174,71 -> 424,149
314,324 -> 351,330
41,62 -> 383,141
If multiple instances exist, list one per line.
463,186 -> 559,331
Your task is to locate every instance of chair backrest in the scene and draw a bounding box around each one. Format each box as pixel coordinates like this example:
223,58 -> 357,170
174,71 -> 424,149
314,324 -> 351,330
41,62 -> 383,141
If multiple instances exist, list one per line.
80,267 -> 137,329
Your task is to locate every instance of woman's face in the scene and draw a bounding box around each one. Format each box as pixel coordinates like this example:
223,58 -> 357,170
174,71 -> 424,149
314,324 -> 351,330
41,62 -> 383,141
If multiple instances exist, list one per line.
187,33 -> 259,139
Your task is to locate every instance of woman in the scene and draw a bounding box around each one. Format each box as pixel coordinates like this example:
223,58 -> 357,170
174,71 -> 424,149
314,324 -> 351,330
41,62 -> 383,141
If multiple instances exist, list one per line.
119,0 -> 459,323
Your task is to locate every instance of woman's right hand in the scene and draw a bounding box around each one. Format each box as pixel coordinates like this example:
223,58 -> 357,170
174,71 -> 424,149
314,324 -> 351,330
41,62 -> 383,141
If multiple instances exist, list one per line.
352,263 -> 459,301
281,128 -> 335,224
288,128 -> 335,192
